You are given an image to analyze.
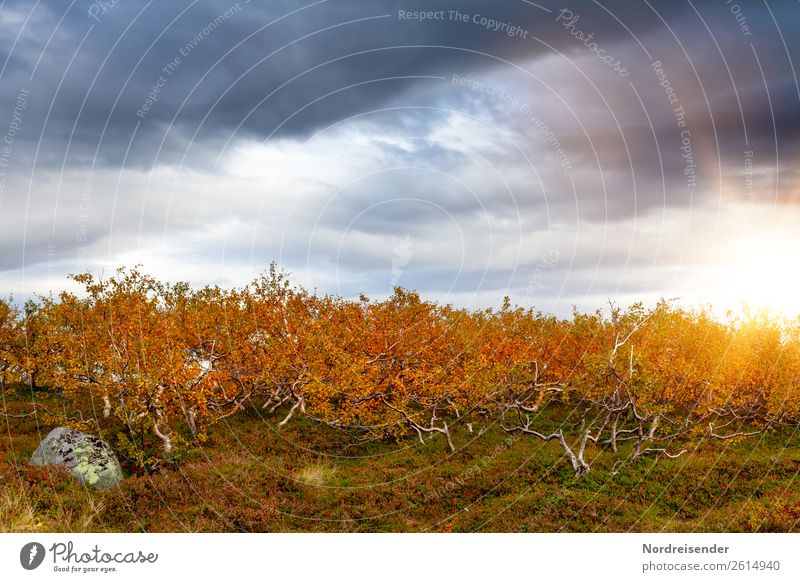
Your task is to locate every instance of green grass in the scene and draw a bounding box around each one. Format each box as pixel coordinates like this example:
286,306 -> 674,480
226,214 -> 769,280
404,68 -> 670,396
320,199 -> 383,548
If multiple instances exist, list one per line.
1,390 -> 799,532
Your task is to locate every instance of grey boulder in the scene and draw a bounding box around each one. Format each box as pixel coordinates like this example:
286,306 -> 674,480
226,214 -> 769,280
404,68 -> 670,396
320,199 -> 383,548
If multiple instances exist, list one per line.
30,427 -> 123,489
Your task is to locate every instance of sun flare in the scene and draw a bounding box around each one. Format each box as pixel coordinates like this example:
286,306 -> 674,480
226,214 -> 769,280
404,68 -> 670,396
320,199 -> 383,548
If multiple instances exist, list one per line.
716,233 -> 800,316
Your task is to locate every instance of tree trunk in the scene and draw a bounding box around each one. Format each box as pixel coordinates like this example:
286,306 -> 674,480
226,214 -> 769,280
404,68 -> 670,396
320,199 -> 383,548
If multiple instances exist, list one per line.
278,396 -> 304,428
103,390 -> 112,418
556,431 -> 590,477
631,416 -> 659,459
442,422 -> 455,453
153,420 -> 172,452
610,413 -> 619,454
186,408 -> 197,437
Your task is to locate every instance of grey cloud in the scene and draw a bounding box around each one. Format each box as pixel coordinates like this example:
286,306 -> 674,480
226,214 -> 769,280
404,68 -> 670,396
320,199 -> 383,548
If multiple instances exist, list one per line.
1,0 -> 799,314
0,0 -> 732,170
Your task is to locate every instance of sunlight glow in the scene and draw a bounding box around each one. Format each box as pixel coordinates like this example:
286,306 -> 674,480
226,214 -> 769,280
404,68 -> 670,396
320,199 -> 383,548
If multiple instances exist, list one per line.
718,233 -> 800,316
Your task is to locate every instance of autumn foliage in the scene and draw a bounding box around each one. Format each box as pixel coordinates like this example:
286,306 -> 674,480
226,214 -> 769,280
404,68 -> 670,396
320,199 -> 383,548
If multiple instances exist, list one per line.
1,266 -> 799,473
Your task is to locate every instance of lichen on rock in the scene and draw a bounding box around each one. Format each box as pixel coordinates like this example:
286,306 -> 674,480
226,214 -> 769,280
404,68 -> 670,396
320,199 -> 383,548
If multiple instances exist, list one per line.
30,427 -> 123,489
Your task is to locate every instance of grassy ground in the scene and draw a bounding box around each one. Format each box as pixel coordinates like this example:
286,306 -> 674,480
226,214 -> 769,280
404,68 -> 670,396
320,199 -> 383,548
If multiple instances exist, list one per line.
1,389 -> 799,532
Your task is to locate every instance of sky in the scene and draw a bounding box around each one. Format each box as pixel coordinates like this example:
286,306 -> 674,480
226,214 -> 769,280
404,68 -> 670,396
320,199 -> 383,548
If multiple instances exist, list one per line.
0,0 -> 799,316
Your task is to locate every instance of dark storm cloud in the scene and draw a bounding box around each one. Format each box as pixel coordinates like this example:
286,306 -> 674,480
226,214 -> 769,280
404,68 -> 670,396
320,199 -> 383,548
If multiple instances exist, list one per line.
0,0 -> 740,171
1,0 -> 800,309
